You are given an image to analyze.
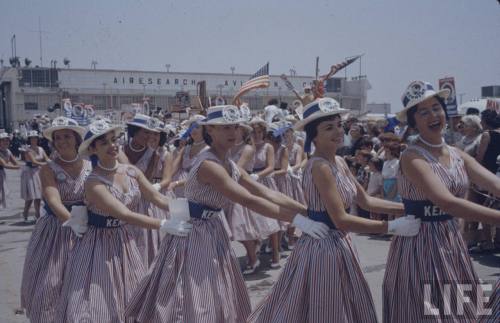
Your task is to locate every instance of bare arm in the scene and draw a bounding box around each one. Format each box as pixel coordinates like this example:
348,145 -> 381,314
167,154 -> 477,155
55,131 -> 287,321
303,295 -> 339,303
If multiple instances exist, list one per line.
271,148 -> 289,176
158,151 -> 174,189
0,157 -> 20,169
457,149 -> 500,197
40,165 -> 71,222
134,166 -> 169,210
238,166 -> 306,214
475,131 -> 489,164
256,144 -> 275,178
8,152 -> 20,168
26,151 -> 47,166
401,151 -> 500,225
313,160 -> 388,233
236,145 -> 255,170
198,161 -> 301,222
85,179 -> 161,229
291,145 -> 303,172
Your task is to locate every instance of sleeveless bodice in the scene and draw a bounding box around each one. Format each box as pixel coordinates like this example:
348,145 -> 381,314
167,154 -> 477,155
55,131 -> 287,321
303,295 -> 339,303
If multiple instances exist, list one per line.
288,143 -> 301,166
48,160 -> 92,204
253,142 -> 271,169
229,142 -> 254,172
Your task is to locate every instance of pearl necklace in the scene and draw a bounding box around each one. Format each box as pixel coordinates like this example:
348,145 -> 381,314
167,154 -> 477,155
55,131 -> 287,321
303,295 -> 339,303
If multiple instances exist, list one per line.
128,141 -> 145,153
192,140 -> 205,147
97,161 -> 119,172
58,154 -> 79,163
418,135 -> 445,148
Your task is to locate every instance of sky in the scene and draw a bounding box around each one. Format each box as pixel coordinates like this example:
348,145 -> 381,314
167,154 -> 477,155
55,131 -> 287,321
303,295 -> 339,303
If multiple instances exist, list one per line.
0,0 -> 499,112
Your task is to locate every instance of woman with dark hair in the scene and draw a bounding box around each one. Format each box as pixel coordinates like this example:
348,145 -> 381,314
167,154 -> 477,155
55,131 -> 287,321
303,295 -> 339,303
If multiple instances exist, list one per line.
20,130 -> 50,221
168,115 -> 207,197
383,81 -> 500,322
0,132 -> 20,208
55,120 -> 191,322
126,105 -> 330,323
249,98 -> 418,323
20,117 -> 89,323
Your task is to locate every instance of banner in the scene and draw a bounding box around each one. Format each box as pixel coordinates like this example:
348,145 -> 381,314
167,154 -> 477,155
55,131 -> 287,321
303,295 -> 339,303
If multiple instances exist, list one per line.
438,77 -> 458,117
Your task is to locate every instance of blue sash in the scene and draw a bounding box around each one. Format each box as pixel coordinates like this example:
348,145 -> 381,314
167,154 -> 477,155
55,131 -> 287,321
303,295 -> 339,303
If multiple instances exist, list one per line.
252,167 -> 266,173
26,162 -> 37,168
188,201 -> 221,220
87,210 -> 122,228
43,201 -> 84,218
307,209 -> 337,229
402,199 -> 452,222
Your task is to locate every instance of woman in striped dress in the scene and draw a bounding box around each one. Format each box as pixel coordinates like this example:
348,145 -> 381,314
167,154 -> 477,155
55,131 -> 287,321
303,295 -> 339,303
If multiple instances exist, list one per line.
0,133 -> 20,208
21,130 -> 50,221
126,105 -> 330,323
249,117 -> 282,268
168,115 -> 208,197
383,81 -> 500,322
227,124 -> 268,274
20,117 -> 89,323
55,121 -> 191,323
249,98 -> 420,323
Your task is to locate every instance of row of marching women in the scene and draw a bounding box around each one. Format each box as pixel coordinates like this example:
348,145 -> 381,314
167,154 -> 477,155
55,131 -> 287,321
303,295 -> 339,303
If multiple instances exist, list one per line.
14,80 -> 500,322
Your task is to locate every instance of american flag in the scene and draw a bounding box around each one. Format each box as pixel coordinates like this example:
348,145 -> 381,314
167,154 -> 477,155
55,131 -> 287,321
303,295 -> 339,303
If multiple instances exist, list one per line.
321,55 -> 361,80
234,62 -> 270,99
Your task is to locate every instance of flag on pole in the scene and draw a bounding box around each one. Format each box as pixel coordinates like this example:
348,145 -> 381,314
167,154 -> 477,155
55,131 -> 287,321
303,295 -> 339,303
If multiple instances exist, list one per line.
280,74 -> 295,91
321,55 -> 361,80
234,62 -> 270,100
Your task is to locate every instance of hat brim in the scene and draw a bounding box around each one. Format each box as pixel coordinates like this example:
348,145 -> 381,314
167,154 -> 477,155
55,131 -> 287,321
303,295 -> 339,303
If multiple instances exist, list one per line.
78,126 -> 124,156
396,89 -> 450,122
199,120 -> 241,126
126,122 -> 160,133
42,126 -> 87,141
294,109 -> 349,131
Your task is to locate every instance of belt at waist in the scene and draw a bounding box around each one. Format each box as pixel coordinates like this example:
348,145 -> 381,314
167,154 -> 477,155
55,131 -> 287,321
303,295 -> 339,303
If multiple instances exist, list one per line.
307,209 -> 336,229
252,167 -> 265,173
25,162 -> 38,168
88,210 -> 122,228
402,199 -> 452,222
188,200 -> 221,220
43,200 -> 84,218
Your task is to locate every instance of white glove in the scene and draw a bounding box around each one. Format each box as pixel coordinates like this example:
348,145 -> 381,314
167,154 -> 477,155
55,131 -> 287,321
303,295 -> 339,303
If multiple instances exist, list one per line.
152,183 -> 162,191
62,205 -> 89,238
250,173 -> 259,181
160,219 -> 193,237
287,165 -> 294,175
387,215 -> 421,236
292,214 -> 330,239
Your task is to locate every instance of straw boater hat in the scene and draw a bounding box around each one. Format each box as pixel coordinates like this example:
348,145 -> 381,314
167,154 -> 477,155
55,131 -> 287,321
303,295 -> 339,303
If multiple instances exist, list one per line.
126,113 -> 160,132
249,116 -> 267,129
0,132 -> 11,140
199,105 -> 242,125
182,114 -> 206,128
78,120 -> 123,156
294,97 -> 349,131
42,116 -> 86,141
27,130 -> 40,138
396,81 -> 450,122
238,105 -> 253,131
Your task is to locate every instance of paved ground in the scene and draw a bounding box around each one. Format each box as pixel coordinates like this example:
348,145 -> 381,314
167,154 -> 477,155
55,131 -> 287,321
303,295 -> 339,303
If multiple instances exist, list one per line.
0,168 -> 498,322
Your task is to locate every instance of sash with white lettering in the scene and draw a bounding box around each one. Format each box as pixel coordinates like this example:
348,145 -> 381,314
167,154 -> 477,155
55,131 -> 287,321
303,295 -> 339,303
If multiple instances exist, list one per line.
188,201 -> 221,220
402,199 -> 452,222
87,210 -> 122,228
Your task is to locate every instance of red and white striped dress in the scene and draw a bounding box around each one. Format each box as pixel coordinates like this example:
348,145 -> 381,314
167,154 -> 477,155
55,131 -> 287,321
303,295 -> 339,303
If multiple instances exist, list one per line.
20,159 -> 91,323
383,145 -> 481,322
55,165 -> 146,323
248,142 -> 280,237
0,148 -> 14,207
288,142 -> 305,204
248,156 -> 378,323
125,150 -> 251,323
171,144 -> 208,198
227,142 -> 270,241
273,144 -> 294,230
20,146 -> 44,201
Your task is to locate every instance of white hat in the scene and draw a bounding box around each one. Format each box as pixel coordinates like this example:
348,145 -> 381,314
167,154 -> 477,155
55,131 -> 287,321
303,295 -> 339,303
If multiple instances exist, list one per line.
294,97 -> 349,131
249,116 -> 267,128
27,130 -> 39,138
200,105 -> 241,125
78,120 -> 123,156
42,116 -> 86,141
182,114 -> 206,128
397,81 -> 450,122
126,114 -> 159,132
0,133 -> 11,140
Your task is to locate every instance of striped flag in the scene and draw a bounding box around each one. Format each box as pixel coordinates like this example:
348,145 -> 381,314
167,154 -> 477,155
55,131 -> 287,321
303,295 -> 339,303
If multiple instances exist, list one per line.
321,55 -> 361,80
233,62 -> 270,100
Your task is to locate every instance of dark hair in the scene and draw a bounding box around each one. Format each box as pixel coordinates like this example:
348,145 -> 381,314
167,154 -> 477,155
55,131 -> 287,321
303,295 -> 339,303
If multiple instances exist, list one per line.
127,124 -> 141,139
51,129 -> 83,152
202,126 -> 213,146
386,142 -> 402,158
279,102 -> 288,110
358,137 -> 373,150
159,132 -> 167,147
406,96 -> 448,128
369,157 -> 384,172
268,98 -> 279,106
266,131 -> 282,144
466,108 -> 480,116
481,109 -> 500,129
89,133 -> 107,168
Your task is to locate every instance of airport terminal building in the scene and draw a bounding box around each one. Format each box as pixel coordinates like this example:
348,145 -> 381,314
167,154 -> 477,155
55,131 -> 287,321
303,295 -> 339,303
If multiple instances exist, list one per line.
0,66 -> 371,130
